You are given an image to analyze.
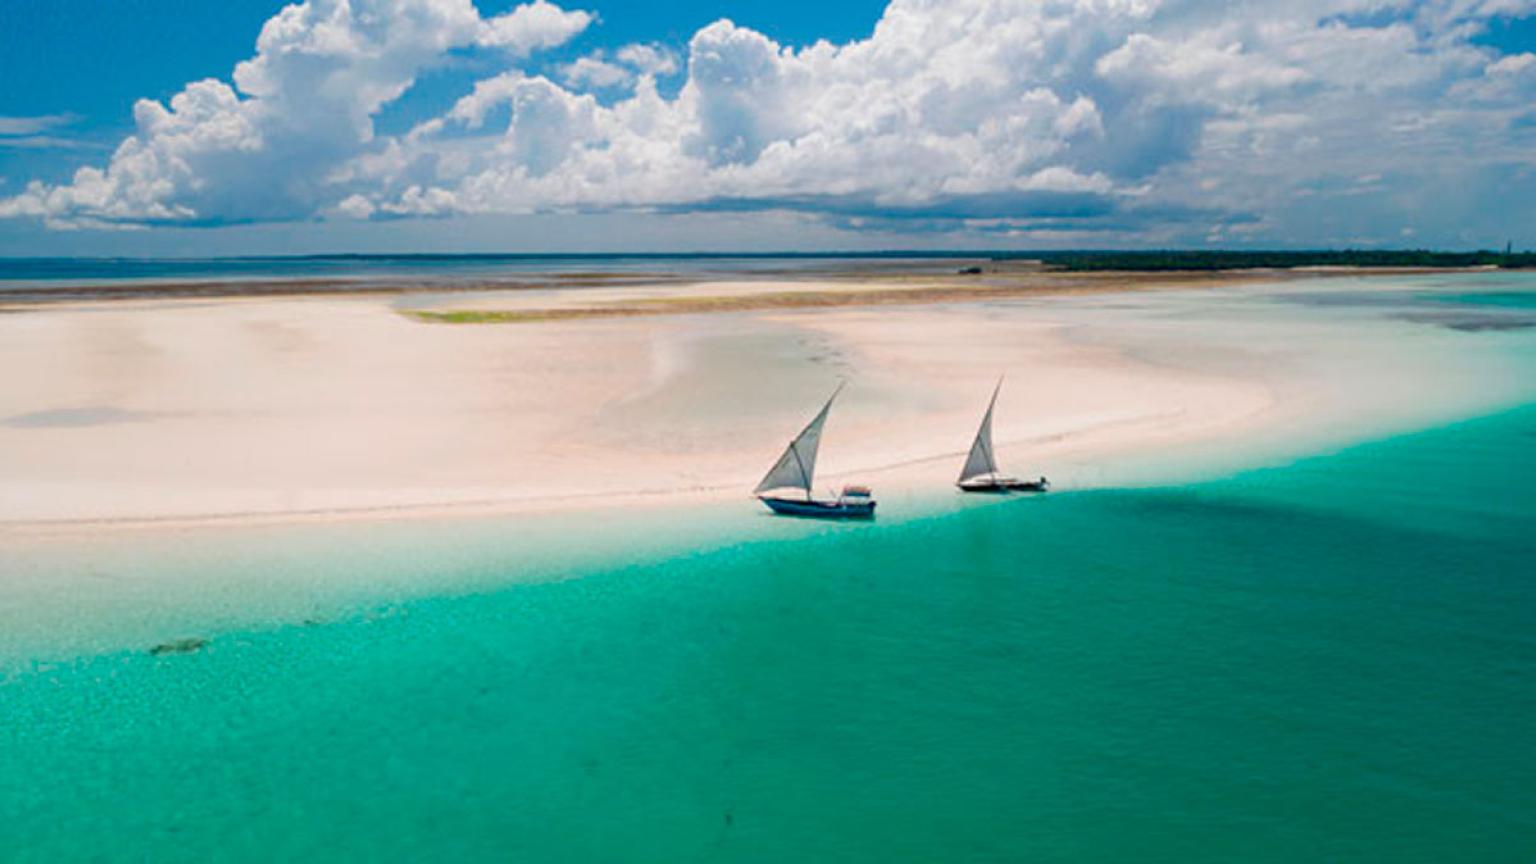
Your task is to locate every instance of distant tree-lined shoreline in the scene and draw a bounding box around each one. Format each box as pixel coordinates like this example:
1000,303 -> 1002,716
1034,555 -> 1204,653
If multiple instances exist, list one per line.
1000,250 -> 1535,272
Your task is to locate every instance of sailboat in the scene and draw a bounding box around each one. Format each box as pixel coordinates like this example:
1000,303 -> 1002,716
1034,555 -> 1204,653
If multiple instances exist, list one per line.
957,378 -> 1050,493
755,385 -> 876,519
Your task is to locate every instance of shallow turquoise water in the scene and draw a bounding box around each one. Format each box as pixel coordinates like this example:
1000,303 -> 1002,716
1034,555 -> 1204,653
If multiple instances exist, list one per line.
3,402 -> 1534,862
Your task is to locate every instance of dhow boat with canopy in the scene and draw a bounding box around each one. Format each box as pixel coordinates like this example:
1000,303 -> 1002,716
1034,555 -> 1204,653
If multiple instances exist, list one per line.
957,378 -> 1050,493
755,385 -> 876,519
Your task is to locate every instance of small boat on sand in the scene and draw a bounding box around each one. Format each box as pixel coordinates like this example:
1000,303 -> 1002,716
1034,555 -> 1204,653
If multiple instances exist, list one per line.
756,385 -> 876,519
957,379 -> 1050,494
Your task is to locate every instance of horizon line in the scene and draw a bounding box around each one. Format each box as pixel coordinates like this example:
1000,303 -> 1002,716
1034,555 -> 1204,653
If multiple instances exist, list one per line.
0,247 -> 1531,263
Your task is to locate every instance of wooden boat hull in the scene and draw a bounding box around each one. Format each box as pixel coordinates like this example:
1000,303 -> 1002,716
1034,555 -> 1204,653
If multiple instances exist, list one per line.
957,477 -> 1050,494
759,496 -> 877,519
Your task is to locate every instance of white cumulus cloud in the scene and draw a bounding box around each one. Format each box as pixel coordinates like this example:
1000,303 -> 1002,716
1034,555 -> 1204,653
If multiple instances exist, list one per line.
477,0 -> 593,53
0,0 -> 591,227
4,0 -> 1536,244
615,43 -> 680,77
561,55 -> 635,89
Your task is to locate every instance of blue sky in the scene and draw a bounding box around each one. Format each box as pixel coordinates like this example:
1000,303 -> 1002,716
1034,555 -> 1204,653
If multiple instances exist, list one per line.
1,0 -> 1533,255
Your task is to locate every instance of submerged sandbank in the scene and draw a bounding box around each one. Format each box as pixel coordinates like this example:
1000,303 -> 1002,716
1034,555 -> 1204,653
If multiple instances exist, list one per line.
1,272 -> 1535,665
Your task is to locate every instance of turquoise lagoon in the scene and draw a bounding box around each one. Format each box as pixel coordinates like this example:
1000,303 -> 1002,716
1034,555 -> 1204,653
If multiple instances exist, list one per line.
2,279 -> 1536,862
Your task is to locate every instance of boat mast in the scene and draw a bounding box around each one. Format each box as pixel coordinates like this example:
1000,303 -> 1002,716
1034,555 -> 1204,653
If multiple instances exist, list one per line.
756,383 -> 842,500
959,377 -> 1002,485
985,377 -> 1001,482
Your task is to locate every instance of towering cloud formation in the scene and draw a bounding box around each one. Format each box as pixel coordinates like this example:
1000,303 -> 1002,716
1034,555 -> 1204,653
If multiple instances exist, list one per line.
4,0 -> 1535,243
0,0 -> 593,227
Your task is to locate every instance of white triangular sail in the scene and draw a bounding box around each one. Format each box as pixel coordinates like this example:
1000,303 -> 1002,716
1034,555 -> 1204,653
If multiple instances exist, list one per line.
959,379 -> 1002,483
756,385 -> 841,496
